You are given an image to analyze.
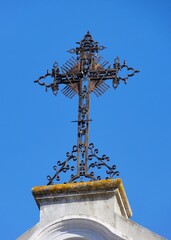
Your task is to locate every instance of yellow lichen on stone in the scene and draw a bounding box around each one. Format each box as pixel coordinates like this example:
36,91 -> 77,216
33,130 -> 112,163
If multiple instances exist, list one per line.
32,179 -> 122,196
32,178 -> 122,197
32,178 -> 132,218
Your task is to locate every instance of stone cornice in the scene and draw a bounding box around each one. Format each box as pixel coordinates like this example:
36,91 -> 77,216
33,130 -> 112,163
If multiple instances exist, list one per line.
32,178 -> 132,218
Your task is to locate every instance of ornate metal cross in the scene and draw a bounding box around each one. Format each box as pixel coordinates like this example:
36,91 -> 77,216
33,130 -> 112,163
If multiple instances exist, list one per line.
35,32 -> 139,184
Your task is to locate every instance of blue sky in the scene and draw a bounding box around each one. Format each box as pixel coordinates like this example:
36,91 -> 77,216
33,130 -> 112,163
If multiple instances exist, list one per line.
0,0 -> 171,239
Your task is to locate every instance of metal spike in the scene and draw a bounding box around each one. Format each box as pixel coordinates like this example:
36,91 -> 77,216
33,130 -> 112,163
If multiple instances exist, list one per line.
99,82 -> 109,91
93,87 -> 102,96
95,89 -> 102,97
61,67 -> 67,73
67,60 -> 75,67
93,89 -> 100,97
72,56 -> 78,64
65,62 -> 73,69
69,91 -> 76,99
69,58 -> 77,66
93,90 -> 99,97
67,89 -> 75,98
101,61 -> 109,67
63,86 -> 72,94
63,64 -> 70,71
63,88 -> 72,96
69,58 -> 77,67
65,89 -> 73,97
65,91 -> 72,98
98,83 -> 107,91
98,84 -> 107,92
103,82 -> 110,89
96,56 -> 103,63
62,65 -> 69,71
96,86 -> 105,94
62,86 -> 70,94
61,85 -> 68,93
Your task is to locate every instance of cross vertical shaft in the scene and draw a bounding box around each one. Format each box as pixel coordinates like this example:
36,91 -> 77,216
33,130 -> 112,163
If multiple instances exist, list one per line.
77,78 -> 91,178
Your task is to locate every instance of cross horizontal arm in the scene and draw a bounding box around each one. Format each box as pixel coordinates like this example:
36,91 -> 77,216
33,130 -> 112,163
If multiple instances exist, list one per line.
34,61 -> 139,94
34,71 -> 83,87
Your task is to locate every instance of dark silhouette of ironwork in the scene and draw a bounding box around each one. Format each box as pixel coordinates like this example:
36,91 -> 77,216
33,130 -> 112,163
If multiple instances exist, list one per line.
34,32 -> 139,184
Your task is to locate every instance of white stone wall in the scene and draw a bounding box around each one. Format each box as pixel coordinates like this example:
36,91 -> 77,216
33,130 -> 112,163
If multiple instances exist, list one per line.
17,180 -> 166,240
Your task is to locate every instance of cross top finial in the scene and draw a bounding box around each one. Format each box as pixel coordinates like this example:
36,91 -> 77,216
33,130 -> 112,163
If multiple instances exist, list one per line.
35,32 -> 139,184
67,32 -> 106,72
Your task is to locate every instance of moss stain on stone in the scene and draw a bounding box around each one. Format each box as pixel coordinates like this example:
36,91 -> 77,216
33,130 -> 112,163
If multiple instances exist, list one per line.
32,178 -> 132,218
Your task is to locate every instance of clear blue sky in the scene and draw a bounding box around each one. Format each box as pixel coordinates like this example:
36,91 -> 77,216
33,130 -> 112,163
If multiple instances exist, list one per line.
0,0 -> 170,239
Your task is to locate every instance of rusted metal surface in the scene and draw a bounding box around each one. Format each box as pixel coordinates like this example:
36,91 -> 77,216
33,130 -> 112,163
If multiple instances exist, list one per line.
35,32 -> 139,184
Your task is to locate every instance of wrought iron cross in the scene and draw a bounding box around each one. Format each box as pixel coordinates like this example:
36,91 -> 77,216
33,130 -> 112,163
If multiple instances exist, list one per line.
35,32 -> 139,184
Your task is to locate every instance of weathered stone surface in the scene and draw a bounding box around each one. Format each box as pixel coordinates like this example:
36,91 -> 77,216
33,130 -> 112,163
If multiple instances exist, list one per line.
33,179 -> 132,223
17,179 -> 166,240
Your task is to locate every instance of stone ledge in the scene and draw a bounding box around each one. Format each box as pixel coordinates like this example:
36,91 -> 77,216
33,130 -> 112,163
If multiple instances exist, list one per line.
32,178 -> 132,218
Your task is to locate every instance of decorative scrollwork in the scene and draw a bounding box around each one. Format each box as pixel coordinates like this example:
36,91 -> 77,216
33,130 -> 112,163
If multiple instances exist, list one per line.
88,143 -> 119,180
47,145 -> 77,185
47,142 -> 119,184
